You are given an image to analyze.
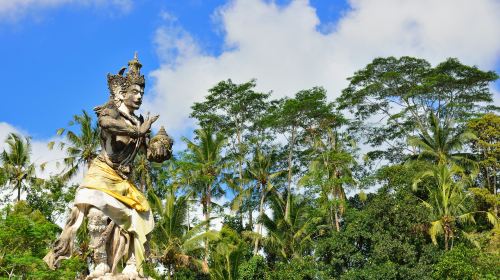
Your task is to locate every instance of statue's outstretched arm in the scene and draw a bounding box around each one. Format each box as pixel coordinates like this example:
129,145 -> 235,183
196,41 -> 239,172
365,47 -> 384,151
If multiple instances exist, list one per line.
99,114 -> 159,138
99,115 -> 140,137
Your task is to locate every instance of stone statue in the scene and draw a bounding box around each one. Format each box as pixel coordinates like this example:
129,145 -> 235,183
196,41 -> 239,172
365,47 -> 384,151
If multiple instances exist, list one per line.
44,53 -> 173,279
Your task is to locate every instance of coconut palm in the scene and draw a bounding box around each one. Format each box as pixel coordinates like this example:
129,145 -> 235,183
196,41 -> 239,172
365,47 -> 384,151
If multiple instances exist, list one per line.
210,226 -> 246,280
1,133 -> 37,201
49,110 -> 100,180
261,192 -> 319,260
242,149 -> 283,255
412,163 -> 497,250
149,186 -> 216,279
408,112 -> 476,168
182,127 -> 226,266
133,153 -> 153,192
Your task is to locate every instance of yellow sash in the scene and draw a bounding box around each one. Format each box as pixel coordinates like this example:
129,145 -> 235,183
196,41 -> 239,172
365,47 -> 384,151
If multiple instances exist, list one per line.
81,159 -> 150,212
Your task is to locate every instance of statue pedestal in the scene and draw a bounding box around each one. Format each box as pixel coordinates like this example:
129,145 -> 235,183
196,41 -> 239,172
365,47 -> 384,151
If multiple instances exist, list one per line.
89,273 -> 153,280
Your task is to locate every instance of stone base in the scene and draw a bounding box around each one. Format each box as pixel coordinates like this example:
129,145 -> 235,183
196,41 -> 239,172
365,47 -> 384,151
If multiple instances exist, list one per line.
90,273 -> 153,280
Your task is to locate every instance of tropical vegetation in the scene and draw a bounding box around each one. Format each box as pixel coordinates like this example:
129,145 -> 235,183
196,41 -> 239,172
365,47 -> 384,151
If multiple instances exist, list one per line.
0,56 -> 498,279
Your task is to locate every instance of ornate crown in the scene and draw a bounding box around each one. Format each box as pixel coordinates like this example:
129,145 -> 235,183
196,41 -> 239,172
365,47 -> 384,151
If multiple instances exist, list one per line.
107,52 -> 146,98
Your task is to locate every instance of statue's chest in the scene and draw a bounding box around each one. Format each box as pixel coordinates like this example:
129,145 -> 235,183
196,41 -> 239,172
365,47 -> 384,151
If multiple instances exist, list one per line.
106,117 -> 140,153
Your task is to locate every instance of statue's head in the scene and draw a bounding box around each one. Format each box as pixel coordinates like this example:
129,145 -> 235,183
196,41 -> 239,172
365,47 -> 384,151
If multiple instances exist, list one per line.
107,52 -> 146,111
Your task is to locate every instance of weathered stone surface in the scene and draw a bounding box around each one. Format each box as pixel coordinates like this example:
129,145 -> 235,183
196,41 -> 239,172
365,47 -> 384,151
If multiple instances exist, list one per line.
91,273 -> 154,280
44,53 -> 172,279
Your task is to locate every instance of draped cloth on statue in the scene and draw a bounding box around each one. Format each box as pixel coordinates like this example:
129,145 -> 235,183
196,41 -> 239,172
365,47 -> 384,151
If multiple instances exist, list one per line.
44,158 -> 154,274
81,158 -> 150,212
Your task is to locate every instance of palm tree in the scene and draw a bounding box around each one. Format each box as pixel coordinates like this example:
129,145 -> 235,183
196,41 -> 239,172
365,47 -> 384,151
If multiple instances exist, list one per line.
1,133 -> 36,201
261,192 -> 319,261
412,163 -> 497,250
50,110 -> 100,180
182,127 -> 226,267
149,187 -> 216,279
133,153 -> 153,192
408,112 -> 476,168
243,149 -> 283,255
300,128 -> 355,232
210,226 -> 246,280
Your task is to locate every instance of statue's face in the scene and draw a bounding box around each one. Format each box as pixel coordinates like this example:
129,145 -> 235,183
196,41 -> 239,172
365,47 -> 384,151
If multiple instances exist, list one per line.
123,84 -> 144,111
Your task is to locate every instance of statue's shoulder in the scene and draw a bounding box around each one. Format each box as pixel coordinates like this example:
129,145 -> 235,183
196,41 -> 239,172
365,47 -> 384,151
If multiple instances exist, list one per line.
94,101 -> 119,119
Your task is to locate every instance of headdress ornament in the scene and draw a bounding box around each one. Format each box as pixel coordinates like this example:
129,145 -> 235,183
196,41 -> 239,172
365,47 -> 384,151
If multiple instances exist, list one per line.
107,52 -> 145,98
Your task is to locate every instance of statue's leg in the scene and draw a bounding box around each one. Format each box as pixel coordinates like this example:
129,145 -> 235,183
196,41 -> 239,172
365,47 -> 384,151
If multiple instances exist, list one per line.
43,206 -> 85,269
87,207 -> 111,278
122,234 -> 140,277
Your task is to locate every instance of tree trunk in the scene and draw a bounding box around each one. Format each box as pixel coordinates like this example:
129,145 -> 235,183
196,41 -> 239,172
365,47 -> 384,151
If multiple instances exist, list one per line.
492,166 -> 498,217
329,204 -> 335,230
285,128 -> 296,222
234,128 -> 249,233
204,184 -> 211,265
253,188 -> 266,255
187,199 -> 191,231
444,228 -> 449,251
334,207 -> 340,232
17,182 -> 21,202
248,208 -> 253,230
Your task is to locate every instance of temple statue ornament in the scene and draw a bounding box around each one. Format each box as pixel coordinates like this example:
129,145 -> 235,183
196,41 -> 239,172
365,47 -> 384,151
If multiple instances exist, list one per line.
44,53 -> 173,280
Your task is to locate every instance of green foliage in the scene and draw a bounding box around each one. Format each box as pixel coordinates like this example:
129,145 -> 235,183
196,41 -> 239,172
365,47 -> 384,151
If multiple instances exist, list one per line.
0,201 -> 86,279
315,187 -> 439,279
51,110 -> 101,181
341,262 -> 398,280
210,226 -> 251,280
266,257 -> 327,280
413,164 -> 497,250
300,126 -> 356,232
433,244 -> 500,280
237,256 -> 267,280
0,133 -> 37,202
467,113 -> 500,193
407,112 -> 477,168
2,56 -> 499,279
338,56 -> 497,162
26,176 -> 77,222
262,193 -> 319,262
149,186 -> 216,278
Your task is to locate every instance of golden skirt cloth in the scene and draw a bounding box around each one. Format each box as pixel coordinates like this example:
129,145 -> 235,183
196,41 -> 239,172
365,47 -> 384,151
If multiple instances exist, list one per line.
81,158 -> 150,212
75,158 -> 154,273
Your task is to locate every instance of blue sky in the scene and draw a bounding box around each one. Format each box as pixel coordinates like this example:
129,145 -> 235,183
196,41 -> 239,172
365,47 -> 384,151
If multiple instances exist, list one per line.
0,0 -> 499,178
0,0 -> 351,139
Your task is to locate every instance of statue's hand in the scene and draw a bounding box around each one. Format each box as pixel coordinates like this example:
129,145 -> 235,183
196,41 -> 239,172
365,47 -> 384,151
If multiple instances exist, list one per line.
138,115 -> 159,135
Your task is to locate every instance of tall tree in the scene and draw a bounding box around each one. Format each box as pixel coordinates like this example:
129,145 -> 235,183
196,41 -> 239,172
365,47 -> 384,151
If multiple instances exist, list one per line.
467,113 -> 499,196
338,57 -> 498,162
49,110 -> 100,180
1,133 -> 36,201
265,87 -> 335,221
244,149 -> 283,255
300,126 -> 356,232
191,79 -> 271,227
183,127 -> 226,267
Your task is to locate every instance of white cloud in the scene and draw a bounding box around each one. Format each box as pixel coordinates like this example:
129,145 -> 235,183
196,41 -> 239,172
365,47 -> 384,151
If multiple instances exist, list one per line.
145,0 -> 500,136
0,0 -> 133,21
